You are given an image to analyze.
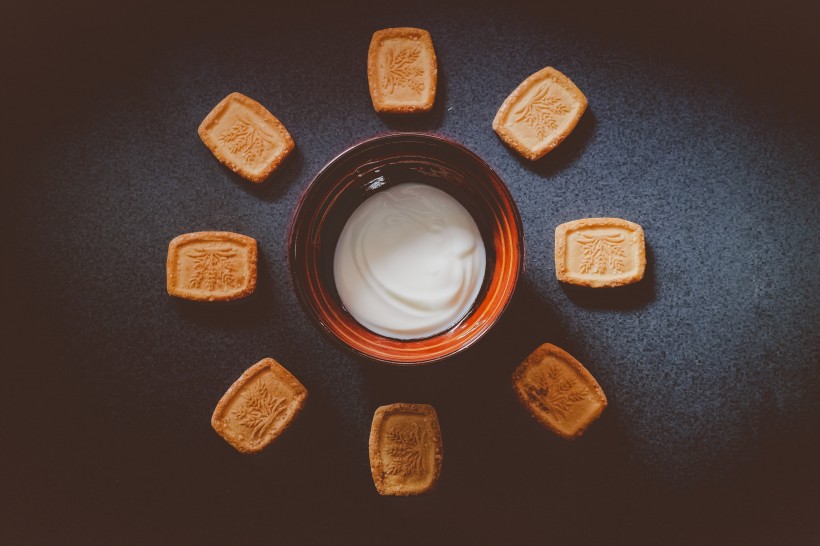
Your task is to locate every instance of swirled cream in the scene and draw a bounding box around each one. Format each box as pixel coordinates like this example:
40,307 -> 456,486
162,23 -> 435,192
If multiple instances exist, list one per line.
333,183 -> 486,339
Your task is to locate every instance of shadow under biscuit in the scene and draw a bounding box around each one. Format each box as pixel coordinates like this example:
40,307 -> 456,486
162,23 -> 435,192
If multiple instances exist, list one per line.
170,251 -> 277,328
512,107 -> 598,179
376,68 -> 448,133
560,242 -> 656,310
217,146 -> 305,203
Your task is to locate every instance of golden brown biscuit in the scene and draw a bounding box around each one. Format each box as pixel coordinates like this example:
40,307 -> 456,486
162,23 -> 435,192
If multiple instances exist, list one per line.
211,358 -> 308,454
512,343 -> 607,439
493,66 -> 587,160
166,231 -> 257,301
555,217 -> 646,287
367,27 -> 437,113
369,403 -> 443,496
198,92 -> 294,183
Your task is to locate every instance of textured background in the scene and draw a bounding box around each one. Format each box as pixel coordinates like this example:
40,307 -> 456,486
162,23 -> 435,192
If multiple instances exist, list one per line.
2,0 -> 818,544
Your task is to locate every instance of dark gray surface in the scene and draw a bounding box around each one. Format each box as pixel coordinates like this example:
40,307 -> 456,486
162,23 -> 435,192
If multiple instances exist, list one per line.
3,0 -> 819,544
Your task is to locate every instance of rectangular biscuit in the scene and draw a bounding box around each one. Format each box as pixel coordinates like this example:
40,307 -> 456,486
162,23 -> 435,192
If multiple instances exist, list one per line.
368,27 -> 437,113
512,343 -> 607,439
166,231 -> 257,301
198,92 -> 294,183
369,403 -> 443,496
493,66 -> 587,160
555,217 -> 646,287
211,358 -> 308,454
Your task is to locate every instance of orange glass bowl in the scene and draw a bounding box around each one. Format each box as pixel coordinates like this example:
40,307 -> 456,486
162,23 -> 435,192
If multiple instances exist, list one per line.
288,133 -> 523,365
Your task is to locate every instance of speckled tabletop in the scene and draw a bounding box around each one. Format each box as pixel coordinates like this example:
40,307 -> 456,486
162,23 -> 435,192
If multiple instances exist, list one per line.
3,1 -> 818,544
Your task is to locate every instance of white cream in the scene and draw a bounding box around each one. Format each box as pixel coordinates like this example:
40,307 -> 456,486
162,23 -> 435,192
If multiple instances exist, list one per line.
333,183 -> 486,340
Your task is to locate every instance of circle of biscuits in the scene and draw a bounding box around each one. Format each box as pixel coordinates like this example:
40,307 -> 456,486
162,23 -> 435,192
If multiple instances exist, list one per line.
169,26 -> 648,496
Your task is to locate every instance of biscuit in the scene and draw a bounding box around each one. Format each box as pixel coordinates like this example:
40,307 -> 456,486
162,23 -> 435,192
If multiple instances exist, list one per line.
369,403 -> 443,496
555,217 -> 646,287
198,92 -> 294,183
166,231 -> 257,301
211,358 -> 308,454
512,343 -> 607,440
493,67 -> 587,160
367,27 -> 437,113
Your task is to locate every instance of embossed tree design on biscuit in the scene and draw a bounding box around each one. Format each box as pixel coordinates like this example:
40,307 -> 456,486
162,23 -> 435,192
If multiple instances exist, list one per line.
188,247 -> 242,291
234,381 -> 286,440
218,116 -> 274,165
385,424 -> 427,477
514,83 -> 571,140
526,367 -> 588,421
382,47 -> 425,94
577,233 -> 626,275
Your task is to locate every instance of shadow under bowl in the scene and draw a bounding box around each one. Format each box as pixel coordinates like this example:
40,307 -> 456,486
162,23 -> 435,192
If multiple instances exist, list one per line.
288,133 -> 523,365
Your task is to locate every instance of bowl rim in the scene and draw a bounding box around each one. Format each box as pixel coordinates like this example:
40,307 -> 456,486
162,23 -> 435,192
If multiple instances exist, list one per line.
287,131 -> 524,366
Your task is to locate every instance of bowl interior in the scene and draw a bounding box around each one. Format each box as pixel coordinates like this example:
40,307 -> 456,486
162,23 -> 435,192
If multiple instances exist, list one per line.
289,133 -> 522,365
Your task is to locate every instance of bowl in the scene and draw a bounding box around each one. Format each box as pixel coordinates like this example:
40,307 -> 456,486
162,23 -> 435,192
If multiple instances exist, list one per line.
288,133 -> 523,365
